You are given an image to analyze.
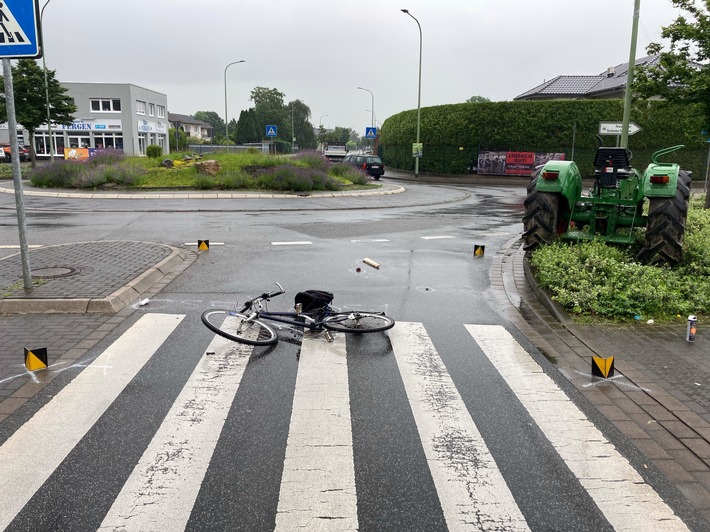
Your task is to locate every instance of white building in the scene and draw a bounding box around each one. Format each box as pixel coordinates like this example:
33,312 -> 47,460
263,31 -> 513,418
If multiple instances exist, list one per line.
31,82 -> 169,157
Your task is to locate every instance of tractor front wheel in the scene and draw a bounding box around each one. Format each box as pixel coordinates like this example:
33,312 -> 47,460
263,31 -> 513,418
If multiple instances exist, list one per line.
522,179 -> 563,250
637,170 -> 691,265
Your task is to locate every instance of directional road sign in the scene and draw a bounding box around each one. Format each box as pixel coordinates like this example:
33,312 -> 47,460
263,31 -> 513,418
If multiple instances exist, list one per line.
365,127 -> 377,139
0,0 -> 41,58
599,121 -> 641,136
265,125 -> 277,137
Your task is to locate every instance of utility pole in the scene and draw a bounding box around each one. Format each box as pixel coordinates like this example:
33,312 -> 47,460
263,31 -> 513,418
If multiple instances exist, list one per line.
621,0 -> 641,149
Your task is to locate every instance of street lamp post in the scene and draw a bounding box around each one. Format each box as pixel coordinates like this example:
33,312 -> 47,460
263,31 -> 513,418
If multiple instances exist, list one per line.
401,9 -> 422,178
223,60 -> 245,149
40,0 -> 54,161
319,114 -> 328,127
357,86 -> 374,128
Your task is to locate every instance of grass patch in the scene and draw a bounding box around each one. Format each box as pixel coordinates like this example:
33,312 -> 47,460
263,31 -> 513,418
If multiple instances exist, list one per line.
529,196 -> 710,323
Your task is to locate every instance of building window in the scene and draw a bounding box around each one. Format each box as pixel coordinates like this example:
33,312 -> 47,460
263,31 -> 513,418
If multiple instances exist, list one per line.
90,98 -> 121,112
93,132 -> 123,150
149,103 -> 155,116
157,105 -> 165,118
136,100 -> 146,115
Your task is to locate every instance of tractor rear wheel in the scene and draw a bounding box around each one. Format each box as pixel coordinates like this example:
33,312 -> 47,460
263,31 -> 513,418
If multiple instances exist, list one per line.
637,170 -> 691,265
522,179 -> 563,250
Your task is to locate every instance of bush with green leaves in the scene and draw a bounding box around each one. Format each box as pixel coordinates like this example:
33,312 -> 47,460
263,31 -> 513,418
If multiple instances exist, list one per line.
146,145 -> 163,159
529,198 -> 710,322
328,163 -> 369,185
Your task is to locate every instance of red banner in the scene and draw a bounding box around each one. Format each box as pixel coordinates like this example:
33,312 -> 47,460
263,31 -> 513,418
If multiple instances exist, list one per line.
477,151 -> 565,176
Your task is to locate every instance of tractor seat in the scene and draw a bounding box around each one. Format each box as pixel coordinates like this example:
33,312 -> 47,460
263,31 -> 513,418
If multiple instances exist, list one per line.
593,147 -> 633,187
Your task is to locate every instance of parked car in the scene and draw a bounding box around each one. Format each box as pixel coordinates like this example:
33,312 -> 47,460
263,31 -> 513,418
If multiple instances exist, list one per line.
0,143 -> 29,162
342,154 -> 385,180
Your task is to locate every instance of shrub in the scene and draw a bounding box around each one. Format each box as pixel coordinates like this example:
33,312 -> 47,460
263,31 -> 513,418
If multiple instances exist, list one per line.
293,150 -> 329,172
193,174 -> 216,190
29,160 -> 84,187
88,148 -> 125,166
529,200 -> 710,322
146,145 -> 163,159
219,172 -> 255,189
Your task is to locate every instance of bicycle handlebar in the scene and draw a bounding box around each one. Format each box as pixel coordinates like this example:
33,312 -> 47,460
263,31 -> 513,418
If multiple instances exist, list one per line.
242,282 -> 285,311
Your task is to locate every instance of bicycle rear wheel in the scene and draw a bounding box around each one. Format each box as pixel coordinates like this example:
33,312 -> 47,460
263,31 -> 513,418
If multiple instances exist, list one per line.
201,309 -> 278,346
322,312 -> 395,333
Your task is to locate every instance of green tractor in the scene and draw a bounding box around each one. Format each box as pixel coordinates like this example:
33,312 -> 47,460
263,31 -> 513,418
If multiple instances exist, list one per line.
523,145 -> 691,265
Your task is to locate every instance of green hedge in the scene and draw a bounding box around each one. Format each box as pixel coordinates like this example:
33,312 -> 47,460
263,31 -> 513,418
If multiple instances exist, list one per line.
380,100 -> 707,177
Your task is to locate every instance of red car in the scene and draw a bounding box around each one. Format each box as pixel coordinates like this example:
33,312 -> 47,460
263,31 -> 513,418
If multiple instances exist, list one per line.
0,143 -> 29,162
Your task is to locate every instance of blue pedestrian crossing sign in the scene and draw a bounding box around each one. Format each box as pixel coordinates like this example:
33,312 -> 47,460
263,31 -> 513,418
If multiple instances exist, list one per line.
265,125 -> 278,137
365,127 -> 377,139
0,0 -> 41,58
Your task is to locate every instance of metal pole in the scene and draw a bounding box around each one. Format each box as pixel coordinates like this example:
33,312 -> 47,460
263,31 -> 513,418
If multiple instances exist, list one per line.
41,0 -> 54,161
621,0 -> 641,149
223,60 -> 245,148
3,59 -> 32,288
402,9 -> 422,178
357,87 -> 374,128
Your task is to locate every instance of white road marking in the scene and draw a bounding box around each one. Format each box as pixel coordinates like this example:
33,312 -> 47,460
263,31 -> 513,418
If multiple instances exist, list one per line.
275,333 -> 358,531
421,235 -> 456,240
99,329 -> 253,531
350,238 -> 390,243
0,313 -> 185,531
389,322 -> 529,531
465,324 -> 689,532
0,244 -> 43,249
271,241 -> 313,246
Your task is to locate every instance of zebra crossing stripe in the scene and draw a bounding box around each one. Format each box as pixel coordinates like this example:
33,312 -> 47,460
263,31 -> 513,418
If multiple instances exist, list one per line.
274,333 -> 358,530
99,331 -> 254,531
465,324 -> 689,532
389,322 -> 529,531
0,313 -> 185,531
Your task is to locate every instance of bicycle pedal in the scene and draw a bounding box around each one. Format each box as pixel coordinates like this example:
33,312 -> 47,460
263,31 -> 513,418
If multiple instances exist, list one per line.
324,330 -> 334,343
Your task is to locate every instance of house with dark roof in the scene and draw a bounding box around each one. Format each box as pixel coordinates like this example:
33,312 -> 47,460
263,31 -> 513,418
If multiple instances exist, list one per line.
168,113 -> 213,141
514,55 -> 661,101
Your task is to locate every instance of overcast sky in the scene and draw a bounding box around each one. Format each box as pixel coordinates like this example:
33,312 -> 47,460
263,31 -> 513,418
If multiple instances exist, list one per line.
40,0 -> 682,136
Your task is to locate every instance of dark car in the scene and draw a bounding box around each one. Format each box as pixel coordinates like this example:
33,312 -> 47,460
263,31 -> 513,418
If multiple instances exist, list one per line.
0,143 -> 29,162
342,154 -> 385,180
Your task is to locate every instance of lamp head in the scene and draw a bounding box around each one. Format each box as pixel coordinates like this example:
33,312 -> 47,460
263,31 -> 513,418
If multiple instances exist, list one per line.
401,9 -> 409,13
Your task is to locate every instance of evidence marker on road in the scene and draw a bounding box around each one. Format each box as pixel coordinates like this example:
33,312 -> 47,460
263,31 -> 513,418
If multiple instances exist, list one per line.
24,347 -> 48,371
473,244 -> 485,257
591,355 -> 614,378
197,240 -> 209,251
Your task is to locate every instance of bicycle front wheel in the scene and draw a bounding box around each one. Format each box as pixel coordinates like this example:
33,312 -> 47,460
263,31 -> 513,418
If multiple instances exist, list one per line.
201,309 -> 278,346
322,312 -> 395,333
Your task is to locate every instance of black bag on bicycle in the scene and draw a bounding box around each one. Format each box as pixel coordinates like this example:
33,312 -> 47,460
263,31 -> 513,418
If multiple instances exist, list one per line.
295,290 -> 334,312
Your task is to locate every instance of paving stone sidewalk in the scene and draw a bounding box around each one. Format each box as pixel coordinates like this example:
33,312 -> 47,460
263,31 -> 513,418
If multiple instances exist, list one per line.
0,241 -> 195,422
494,237 -> 710,524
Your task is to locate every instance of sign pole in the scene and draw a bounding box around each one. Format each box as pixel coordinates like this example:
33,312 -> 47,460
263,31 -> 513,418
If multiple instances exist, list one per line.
621,0 -> 641,148
3,58 -> 32,289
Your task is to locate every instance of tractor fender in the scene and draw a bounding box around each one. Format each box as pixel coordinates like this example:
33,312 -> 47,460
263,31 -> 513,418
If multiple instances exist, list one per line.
642,162 -> 681,198
534,160 -> 582,210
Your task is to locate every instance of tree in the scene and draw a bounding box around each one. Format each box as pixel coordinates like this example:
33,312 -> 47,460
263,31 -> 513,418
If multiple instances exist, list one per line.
0,59 -> 77,167
250,87 -> 288,141
466,95 -> 491,103
234,109 -> 258,144
286,99 -> 316,150
193,111 -> 225,143
632,0 -> 710,207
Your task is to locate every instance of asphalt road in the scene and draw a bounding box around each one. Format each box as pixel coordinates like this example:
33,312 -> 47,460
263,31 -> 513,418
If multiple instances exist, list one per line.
0,180 -> 700,530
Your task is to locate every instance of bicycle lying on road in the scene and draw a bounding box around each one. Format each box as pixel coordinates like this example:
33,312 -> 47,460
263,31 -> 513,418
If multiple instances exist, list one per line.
201,283 -> 395,346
